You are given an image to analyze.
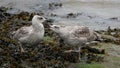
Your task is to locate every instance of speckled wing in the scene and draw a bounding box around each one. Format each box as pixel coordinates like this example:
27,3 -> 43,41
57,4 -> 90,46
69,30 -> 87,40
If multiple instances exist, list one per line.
71,26 -> 90,38
13,26 -> 32,39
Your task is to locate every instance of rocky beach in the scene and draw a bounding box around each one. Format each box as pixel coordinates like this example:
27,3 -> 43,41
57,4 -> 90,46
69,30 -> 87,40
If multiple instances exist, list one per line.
0,0 -> 120,68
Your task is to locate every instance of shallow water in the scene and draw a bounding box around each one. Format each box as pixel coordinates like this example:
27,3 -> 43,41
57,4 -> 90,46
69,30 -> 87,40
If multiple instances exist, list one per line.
56,0 -> 120,18
51,0 -> 120,30
0,0 -> 120,30
0,0 -> 59,13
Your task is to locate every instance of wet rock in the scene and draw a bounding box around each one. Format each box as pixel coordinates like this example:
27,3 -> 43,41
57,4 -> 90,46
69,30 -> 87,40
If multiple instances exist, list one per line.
66,13 -> 82,18
2,12 -> 11,17
50,13 -> 58,17
0,7 -> 7,12
109,17 -> 118,20
49,3 -> 62,10
87,15 -> 96,19
67,13 -> 77,18
54,3 -> 62,7
81,46 -> 105,54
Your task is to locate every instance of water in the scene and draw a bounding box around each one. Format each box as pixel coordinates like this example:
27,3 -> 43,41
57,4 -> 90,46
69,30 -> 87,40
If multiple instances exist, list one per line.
61,0 -> 120,3
52,0 -> 120,30
58,0 -> 120,18
0,0 -> 120,30
0,0 -> 60,13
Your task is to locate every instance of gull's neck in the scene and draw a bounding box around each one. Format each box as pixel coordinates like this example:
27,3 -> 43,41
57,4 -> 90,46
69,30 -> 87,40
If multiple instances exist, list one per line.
32,19 -> 44,32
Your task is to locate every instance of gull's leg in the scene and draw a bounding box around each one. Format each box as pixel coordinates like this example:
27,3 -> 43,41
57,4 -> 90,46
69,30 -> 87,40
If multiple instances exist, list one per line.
18,42 -> 25,53
73,46 -> 80,52
78,46 -> 81,61
73,46 -> 81,62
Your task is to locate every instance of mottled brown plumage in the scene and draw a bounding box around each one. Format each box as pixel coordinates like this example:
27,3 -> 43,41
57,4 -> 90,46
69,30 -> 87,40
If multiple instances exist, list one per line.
50,25 -> 101,61
12,15 -> 45,52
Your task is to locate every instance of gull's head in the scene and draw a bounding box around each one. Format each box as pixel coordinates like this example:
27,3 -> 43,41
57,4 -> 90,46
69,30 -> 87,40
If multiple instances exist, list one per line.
50,25 -> 61,33
32,15 -> 46,23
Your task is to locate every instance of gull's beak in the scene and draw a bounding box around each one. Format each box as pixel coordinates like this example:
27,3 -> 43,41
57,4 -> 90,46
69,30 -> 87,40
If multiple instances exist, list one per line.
50,25 -> 53,28
43,18 -> 47,22
44,17 -> 47,20
43,18 -> 54,23
50,25 -> 54,30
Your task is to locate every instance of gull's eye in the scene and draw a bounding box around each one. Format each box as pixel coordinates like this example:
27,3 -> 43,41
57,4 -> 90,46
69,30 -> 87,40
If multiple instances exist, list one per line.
38,17 -> 43,20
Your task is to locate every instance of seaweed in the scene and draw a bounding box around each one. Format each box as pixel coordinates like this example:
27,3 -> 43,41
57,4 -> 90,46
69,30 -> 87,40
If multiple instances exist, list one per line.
0,7 -> 107,68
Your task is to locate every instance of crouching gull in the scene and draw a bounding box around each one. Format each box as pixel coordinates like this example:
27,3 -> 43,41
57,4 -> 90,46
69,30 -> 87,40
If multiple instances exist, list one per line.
50,25 -> 102,61
12,15 -> 46,53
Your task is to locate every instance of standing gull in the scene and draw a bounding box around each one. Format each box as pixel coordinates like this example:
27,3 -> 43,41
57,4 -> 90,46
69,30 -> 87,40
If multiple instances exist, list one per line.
50,25 -> 101,60
12,15 -> 46,52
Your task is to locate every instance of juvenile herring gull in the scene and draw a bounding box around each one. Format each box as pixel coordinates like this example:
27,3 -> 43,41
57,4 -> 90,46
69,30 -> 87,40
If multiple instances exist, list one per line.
12,15 -> 46,52
50,25 -> 101,60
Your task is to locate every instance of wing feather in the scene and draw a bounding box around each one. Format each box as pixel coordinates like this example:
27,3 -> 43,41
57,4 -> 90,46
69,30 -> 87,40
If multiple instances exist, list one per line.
13,26 -> 33,39
71,26 -> 90,38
